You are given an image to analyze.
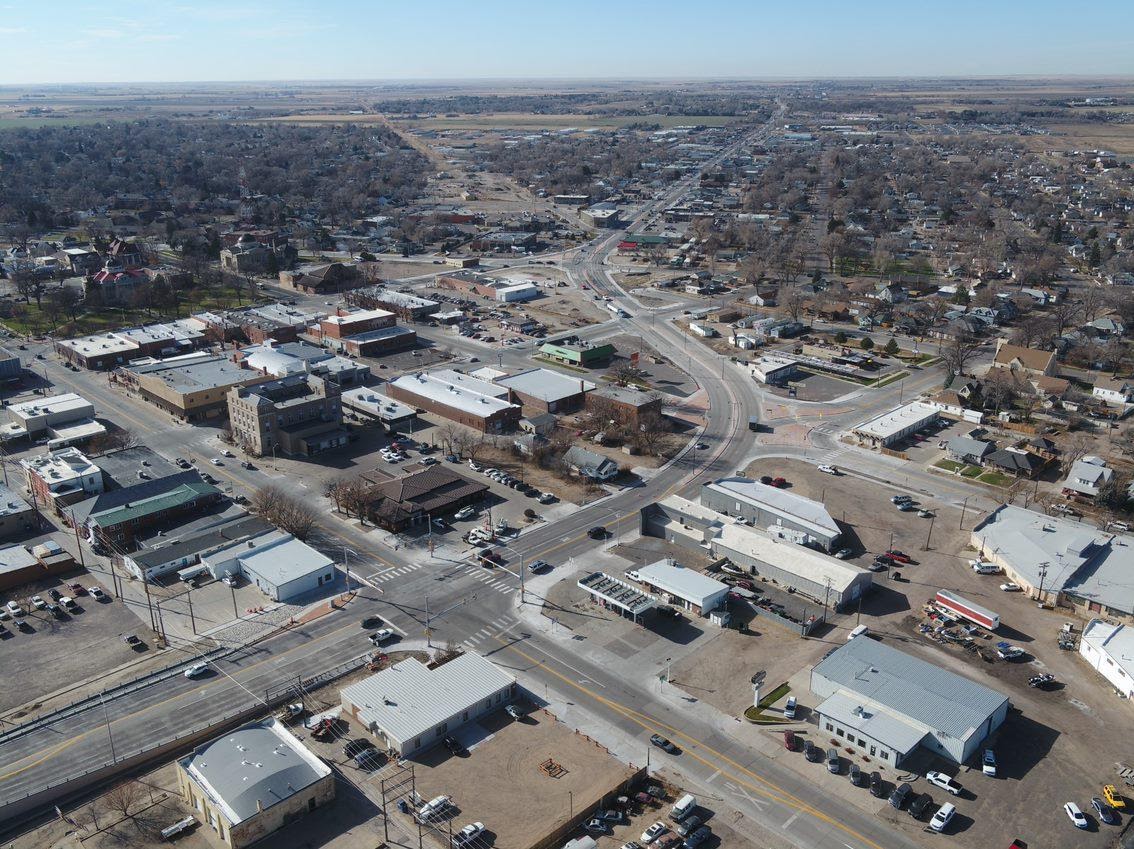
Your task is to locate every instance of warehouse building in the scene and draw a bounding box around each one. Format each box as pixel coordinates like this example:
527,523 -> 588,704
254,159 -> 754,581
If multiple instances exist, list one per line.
852,401 -> 939,448
701,477 -> 841,551
810,635 -> 1010,767
177,718 -> 334,849
316,308 -> 396,340
972,504 -> 1134,623
585,385 -> 664,429
123,515 -> 273,581
750,356 -> 799,386
387,370 -> 521,433
201,529 -> 336,602
341,652 -> 517,758
633,559 -> 729,616
1079,619 -> 1134,699
437,270 -> 539,302
336,325 -> 418,357
347,286 -> 439,321
496,368 -> 594,413
1,392 -> 105,447
0,484 -> 35,540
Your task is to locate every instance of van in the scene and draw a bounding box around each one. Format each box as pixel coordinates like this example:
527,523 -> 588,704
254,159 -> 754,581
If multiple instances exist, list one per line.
783,696 -> 797,719
847,624 -> 869,642
669,794 -> 696,821
929,802 -> 955,833
418,795 -> 450,820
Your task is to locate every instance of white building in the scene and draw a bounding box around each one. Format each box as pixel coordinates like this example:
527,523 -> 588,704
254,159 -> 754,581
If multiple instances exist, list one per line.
177,718 -> 334,849
2,392 -> 105,447
1079,619 -> 1134,698
634,559 -> 728,616
701,477 -> 841,551
201,530 -> 336,602
341,652 -> 517,757
852,401 -> 939,447
1062,456 -> 1113,498
750,356 -> 798,386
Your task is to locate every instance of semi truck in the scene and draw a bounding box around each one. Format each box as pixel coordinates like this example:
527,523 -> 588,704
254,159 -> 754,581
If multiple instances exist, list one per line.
935,589 -> 1000,631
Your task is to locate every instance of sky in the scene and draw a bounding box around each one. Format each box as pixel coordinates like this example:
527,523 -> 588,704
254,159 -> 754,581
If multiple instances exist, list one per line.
1,0 -> 1133,85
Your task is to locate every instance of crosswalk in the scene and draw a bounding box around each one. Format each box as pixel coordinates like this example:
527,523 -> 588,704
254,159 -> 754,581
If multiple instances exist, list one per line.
367,562 -> 425,584
365,560 -> 517,596
461,614 -> 518,650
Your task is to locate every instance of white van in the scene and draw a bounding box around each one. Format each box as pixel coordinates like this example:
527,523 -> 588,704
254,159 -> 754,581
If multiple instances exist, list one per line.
847,624 -> 869,641
670,793 -> 696,821
929,801 -> 955,833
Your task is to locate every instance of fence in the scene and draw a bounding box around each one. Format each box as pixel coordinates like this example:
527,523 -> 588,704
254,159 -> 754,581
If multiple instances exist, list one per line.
0,645 -> 232,747
751,606 -> 825,636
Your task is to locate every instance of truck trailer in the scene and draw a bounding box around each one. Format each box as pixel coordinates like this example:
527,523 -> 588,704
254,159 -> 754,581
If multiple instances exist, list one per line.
935,589 -> 1000,631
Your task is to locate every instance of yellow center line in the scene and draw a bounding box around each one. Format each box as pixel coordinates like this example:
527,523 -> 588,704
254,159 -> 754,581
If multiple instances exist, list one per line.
504,641 -> 885,849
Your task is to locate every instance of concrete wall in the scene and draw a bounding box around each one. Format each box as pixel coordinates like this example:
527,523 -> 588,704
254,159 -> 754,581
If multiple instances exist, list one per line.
699,488 -> 839,551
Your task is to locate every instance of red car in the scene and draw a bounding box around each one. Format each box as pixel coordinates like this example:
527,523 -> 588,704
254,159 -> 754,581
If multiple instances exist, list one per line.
69,582 -> 87,596
886,550 -> 912,564
770,477 -> 788,488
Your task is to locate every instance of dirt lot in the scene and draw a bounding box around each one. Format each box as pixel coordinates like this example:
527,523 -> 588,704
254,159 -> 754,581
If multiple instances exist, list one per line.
471,441 -> 601,506
0,576 -> 151,713
411,707 -> 637,849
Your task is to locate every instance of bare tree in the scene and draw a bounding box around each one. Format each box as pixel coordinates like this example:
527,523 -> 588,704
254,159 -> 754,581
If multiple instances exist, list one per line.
251,485 -> 317,540
1061,433 -> 1094,473
780,285 -> 806,323
937,333 -> 983,377
103,780 -> 144,821
437,423 -> 462,455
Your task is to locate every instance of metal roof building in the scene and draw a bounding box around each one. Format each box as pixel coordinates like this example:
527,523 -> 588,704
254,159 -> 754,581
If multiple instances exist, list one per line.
1079,619 -> 1134,698
851,401 -> 939,447
810,635 -> 1010,767
972,504 -> 1134,620
634,559 -> 728,616
177,718 -> 333,848
341,653 -> 517,757
701,477 -> 841,551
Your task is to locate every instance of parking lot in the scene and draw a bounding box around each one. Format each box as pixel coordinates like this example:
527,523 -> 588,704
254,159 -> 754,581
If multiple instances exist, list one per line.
0,572 -> 151,713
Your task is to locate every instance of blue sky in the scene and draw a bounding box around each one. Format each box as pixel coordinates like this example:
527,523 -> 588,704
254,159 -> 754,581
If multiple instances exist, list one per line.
1,1 -> 1132,84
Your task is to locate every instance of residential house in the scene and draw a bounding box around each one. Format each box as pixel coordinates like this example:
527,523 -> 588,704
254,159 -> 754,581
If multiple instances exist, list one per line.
563,446 -> 619,481
991,340 -> 1055,377
1093,376 -> 1134,406
1063,456 -> 1114,499
946,436 -> 993,466
986,447 -> 1045,479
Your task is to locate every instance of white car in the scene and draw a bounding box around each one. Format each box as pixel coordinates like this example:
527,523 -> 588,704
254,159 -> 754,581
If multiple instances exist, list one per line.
641,822 -> 668,844
31,595 -> 47,610
210,458 -> 223,466
817,464 -> 839,475
6,600 -> 24,616
1000,582 -> 1022,592
925,771 -> 962,796
929,802 -> 955,833
454,507 -> 477,521
468,461 -> 483,472
369,628 -> 395,645
970,560 -> 999,574
183,662 -> 209,679
453,823 -> 484,846
88,586 -> 106,600
538,492 -> 556,504
1064,801 -> 1088,829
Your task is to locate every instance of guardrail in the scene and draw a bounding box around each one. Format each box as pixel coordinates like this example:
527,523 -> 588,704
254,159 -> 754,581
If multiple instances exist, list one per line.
0,645 -> 233,748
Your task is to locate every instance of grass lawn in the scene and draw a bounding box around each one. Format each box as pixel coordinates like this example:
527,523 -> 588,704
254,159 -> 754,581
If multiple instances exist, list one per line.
934,459 -> 963,472
742,682 -> 792,725
0,285 -> 263,338
960,465 -> 983,478
978,471 -> 1013,487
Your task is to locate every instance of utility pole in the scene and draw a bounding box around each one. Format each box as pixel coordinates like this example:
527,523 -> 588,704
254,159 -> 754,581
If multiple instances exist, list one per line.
922,516 -> 934,552
99,691 -> 116,764
958,496 -> 968,530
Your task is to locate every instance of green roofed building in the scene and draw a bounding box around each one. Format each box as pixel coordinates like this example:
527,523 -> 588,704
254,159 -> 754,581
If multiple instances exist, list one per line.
539,337 -> 615,367
71,471 -> 222,550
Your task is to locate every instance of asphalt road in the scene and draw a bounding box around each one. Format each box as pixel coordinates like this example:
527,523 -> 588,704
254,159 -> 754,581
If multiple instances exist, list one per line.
0,106 -> 993,849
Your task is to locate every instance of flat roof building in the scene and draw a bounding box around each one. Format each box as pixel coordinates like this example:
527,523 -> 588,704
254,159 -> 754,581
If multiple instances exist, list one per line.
852,401 -> 939,448
388,370 -> 521,433
750,356 -> 799,386
634,559 -> 728,616
2,393 -> 96,440
177,718 -> 333,849
202,530 -> 336,602
1079,619 -> 1134,698
811,635 -> 1010,767
0,483 -> 35,540
124,355 -> 269,421
972,504 -> 1134,622
73,471 -> 222,550
22,447 -> 104,514
496,368 -> 594,414
347,286 -> 439,320
341,653 -> 517,757
341,387 -> 418,433
701,477 -> 841,551
539,338 -> 615,367
577,572 -> 657,622
228,374 -> 346,459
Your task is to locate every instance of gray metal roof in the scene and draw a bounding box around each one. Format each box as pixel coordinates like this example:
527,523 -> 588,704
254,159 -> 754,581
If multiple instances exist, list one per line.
815,690 -> 927,755
341,653 -> 515,745
636,559 -> 729,607
180,719 -> 330,824
973,504 -> 1134,615
812,636 -> 1008,743
708,478 -> 840,538
496,368 -> 594,403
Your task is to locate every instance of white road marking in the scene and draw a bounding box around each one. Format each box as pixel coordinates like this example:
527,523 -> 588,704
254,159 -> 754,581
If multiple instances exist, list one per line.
781,810 -> 801,829
706,769 -> 721,783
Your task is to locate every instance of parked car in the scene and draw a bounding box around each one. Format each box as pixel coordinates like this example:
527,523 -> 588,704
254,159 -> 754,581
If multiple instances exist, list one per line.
1000,582 -> 1022,592
454,823 -> 485,846
1092,796 -> 1119,825
996,642 -> 1025,661
454,506 -> 477,521
925,771 -> 963,796
869,771 -> 886,798
675,816 -> 701,837
897,501 -> 917,511
1103,784 -> 1127,810
889,782 -> 912,809
982,748 -> 997,777
528,559 -> 551,572
908,793 -> 934,820
1064,802 -> 1089,829
641,822 -> 668,844
343,738 -> 375,758
769,477 -> 787,488
30,595 -> 46,610
834,547 -> 854,559
783,730 -> 797,751
88,586 -> 106,600
443,735 -> 464,755
505,703 -> 526,720
783,696 -> 797,719
5,600 -> 23,616
682,826 -> 710,849
890,494 -> 913,504
885,550 -> 912,563
826,748 -> 840,774
848,763 -> 866,787
929,802 -> 955,833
